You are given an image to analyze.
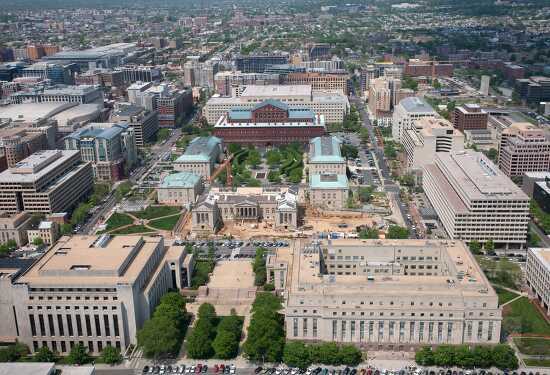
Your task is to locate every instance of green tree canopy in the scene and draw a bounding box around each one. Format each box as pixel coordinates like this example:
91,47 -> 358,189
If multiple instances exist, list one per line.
387,225 -> 409,239
34,346 -> 55,362
283,341 -> 312,370
100,345 -> 123,365
67,343 -> 90,365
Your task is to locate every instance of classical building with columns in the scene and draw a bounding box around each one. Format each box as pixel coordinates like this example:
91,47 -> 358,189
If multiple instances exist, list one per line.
0,234 -> 194,356
191,187 -> 300,235
277,239 -> 502,350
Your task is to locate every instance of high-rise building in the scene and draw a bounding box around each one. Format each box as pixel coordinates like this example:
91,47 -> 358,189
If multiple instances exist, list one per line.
402,117 -> 464,171
234,55 -> 289,73
498,122 -> 550,178
25,45 -> 45,61
392,97 -> 438,142
117,65 -> 161,84
451,104 -> 488,131
64,123 -> 137,182
308,43 -> 331,60
423,151 -> 530,249
21,62 -> 76,85
480,75 -> 490,96
360,66 -> 378,93
526,248 -> 550,315
0,150 -> 93,214
515,76 -> 550,104
368,77 -> 409,123
284,72 -> 349,95
110,103 -> 159,147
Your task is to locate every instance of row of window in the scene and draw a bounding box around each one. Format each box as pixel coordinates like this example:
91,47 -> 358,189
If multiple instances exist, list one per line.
32,339 -> 121,354
29,313 -> 120,338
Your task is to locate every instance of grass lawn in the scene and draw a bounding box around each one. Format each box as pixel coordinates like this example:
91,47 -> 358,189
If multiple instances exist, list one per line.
504,297 -> 550,335
494,286 -> 520,305
104,212 -> 133,231
134,205 -> 180,220
524,358 -> 550,367
111,225 -> 156,235
148,214 -> 181,230
513,337 -> 550,356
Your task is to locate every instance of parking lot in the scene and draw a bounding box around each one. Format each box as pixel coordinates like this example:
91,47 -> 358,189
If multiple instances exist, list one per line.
172,239 -> 289,259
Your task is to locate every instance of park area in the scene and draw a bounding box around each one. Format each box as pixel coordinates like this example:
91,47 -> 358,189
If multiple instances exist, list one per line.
502,296 -> 550,336
99,205 -> 184,235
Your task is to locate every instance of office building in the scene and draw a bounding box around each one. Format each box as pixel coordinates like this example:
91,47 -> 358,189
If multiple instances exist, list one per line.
214,71 -> 281,96
157,171 -> 203,206
404,61 -> 454,77
213,100 -> 325,146
10,85 -> 104,105
451,104 -> 488,131
183,60 -> 219,89
515,76 -> 550,105
498,122 -> 550,178
21,62 -> 76,85
26,220 -> 60,246
392,97 -> 438,142
309,43 -> 331,60
43,43 -> 137,71
235,55 -> 289,73
423,151 -> 530,249
274,239 -> 501,348
117,65 -> 161,84
0,150 -> 93,214
533,178 -> 550,213
0,234 -> 194,355
109,103 -> 159,147
284,72 -> 349,95
308,136 -> 346,177
173,136 -> 223,179
0,212 -> 34,246
480,76 -> 490,96
309,173 -> 349,211
402,117 -> 464,171
368,77 -> 411,124
360,66 -> 378,93
522,172 -> 550,198
75,69 -> 125,88
204,85 -> 349,125
64,123 -> 137,182
192,187 -> 299,234
526,248 -> 550,315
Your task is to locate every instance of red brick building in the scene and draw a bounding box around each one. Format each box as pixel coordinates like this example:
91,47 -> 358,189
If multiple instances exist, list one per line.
451,104 -> 488,131
213,100 -> 326,146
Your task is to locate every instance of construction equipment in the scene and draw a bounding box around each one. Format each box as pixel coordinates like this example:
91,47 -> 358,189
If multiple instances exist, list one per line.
209,154 -> 234,186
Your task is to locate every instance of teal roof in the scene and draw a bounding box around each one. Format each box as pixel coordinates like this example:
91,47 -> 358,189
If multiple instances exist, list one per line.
160,171 -> 201,188
228,109 -> 252,120
175,136 -> 222,163
310,173 -> 348,189
309,136 -> 345,163
66,123 -> 129,141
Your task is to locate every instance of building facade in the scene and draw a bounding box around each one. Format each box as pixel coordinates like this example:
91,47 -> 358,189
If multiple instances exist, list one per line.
0,235 -> 194,355
284,72 -> 349,95
212,100 -> 326,146
451,104 -> 488,132
498,122 -> 550,178
173,136 -> 223,179
392,97 -> 438,143
0,212 -> 34,246
0,150 -> 93,214
64,123 -> 137,182
308,136 -> 347,177
526,248 -> 550,315
423,151 -> 530,249
109,103 -> 159,147
204,85 -> 349,125
402,117 -> 464,171
157,171 -> 203,206
309,173 -> 349,211
277,239 -> 501,349
234,55 -> 289,73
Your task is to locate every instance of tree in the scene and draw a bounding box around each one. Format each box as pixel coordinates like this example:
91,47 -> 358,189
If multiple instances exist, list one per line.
67,343 -> 90,365
484,239 -> 495,252
187,325 -> 215,359
228,144 -> 242,154
341,144 -> 359,159
138,315 -> 181,358
469,240 -> 482,254
288,168 -> 303,184
0,342 -> 29,362
359,228 -> 379,239
283,341 -> 312,370
266,150 -> 282,167
156,128 -> 171,143
34,345 -> 56,362
212,330 -> 239,359
358,186 -> 374,203
115,181 -> 133,201
198,303 -> 217,321
100,345 -> 122,365
387,225 -> 409,239
60,223 -> 73,236
433,345 -> 455,367
246,149 -> 262,169
268,170 -> 282,184
339,345 -> 362,366
317,342 -> 341,366
491,344 -> 518,370
32,237 -> 44,246
415,346 -> 434,366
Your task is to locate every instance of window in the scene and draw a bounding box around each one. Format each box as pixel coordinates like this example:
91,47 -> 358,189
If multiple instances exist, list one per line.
38,314 -> 45,336
378,321 -> 384,341
29,315 -> 36,336
477,321 -> 483,340
409,322 -> 415,341
303,318 -> 308,337
399,321 -> 405,342
293,318 -> 298,337
389,321 -> 395,337
467,321 -> 473,339
47,315 -> 55,336
113,315 -> 119,337
341,320 -> 346,341
104,315 -> 111,336
437,322 -> 443,342
419,322 -> 425,341
447,322 -> 453,341
369,321 -> 374,341
94,315 -> 101,336
360,321 -> 365,342
313,319 -> 318,338
67,315 -> 74,336
76,315 -> 83,336
488,321 -> 493,341
332,320 -> 337,341
350,320 -> 356,340
57,315 -> 64,336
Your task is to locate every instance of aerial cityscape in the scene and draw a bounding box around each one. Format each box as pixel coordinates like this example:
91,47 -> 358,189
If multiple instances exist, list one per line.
0,0 -> 549,374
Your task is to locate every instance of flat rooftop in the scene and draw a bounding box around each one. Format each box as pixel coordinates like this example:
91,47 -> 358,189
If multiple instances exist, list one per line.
436,151 -> 528,201
17,235 -> 163,286
291,239 -> 494,297
241,85 -> 312,97
0,363 -> 55,375
0,102 -> 75,123
0,150 -> 79,183
208,261 -> 254,288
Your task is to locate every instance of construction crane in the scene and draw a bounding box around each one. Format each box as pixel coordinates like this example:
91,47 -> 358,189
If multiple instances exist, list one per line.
208,154 -> 234,187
